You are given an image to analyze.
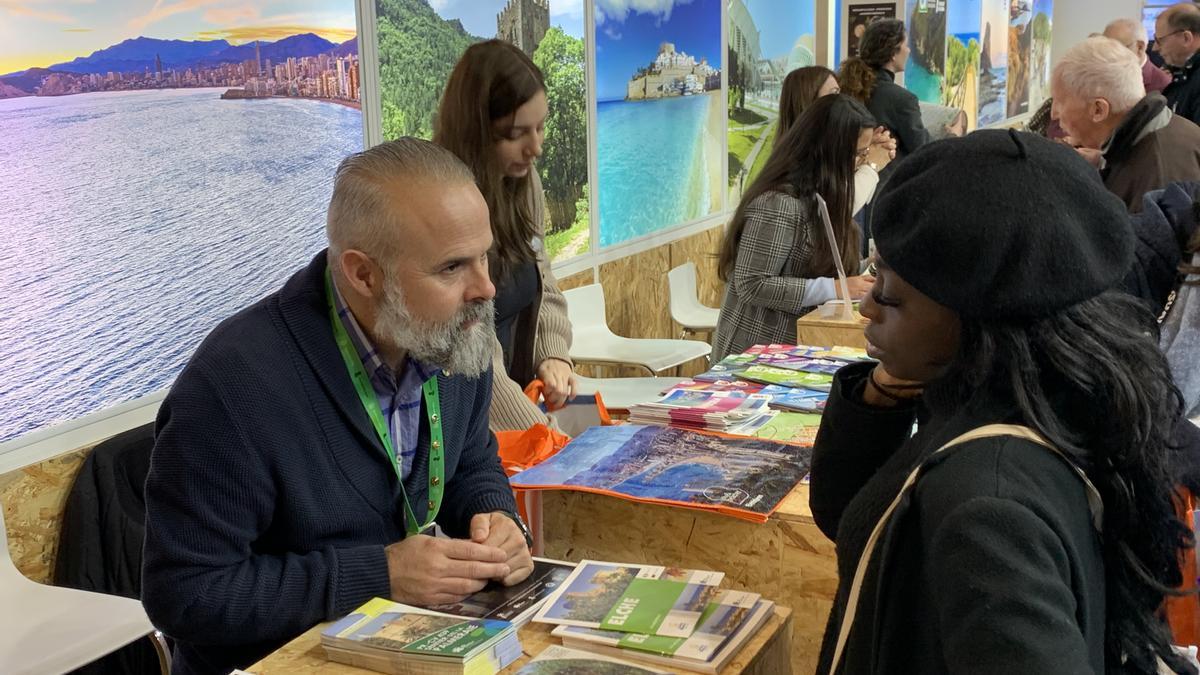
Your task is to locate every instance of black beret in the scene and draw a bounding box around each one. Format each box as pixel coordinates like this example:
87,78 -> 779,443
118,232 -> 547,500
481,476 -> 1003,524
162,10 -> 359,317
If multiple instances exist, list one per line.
871,129 -> 1135,319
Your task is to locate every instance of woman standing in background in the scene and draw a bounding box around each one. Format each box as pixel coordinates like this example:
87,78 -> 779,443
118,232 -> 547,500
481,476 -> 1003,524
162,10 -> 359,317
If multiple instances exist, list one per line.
435,40 -> 575,430
713,94 -> 878,360
776,66 -> 895,215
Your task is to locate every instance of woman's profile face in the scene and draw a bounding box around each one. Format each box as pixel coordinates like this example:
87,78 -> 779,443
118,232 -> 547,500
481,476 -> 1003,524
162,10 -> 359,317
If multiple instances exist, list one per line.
492,89 -> 547,179
860,260 -> 961,382
817,74 -> 840,98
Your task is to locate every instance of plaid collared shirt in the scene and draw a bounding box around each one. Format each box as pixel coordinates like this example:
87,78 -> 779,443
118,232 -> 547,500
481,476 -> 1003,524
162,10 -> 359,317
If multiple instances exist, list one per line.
331,280 -> 438,480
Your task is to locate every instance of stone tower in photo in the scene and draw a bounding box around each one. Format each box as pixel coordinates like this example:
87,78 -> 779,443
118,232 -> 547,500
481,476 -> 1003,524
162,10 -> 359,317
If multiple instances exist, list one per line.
497,0 -> 550,56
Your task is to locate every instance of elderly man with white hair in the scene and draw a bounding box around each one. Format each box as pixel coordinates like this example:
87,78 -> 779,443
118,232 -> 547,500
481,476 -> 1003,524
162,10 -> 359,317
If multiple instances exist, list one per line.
1052,36 -> 1200,212
1104,17 -> 1173,92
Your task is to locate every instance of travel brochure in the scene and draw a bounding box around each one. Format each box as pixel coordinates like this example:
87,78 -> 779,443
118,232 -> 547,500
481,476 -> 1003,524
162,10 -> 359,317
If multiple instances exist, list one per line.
627,390 -> 772,431
729,411 -> 823,445
425,558 -> 575,626
533,561 -> 723,633
509,424 -> 813,522
514,645 -> 673,675
320,598 -> 522,675
554,592 -> 775,674
736,365 -> 834,390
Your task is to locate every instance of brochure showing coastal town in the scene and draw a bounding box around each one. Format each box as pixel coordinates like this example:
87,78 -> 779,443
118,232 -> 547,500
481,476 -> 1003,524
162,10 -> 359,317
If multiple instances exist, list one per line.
533,561 -> 723,633
509,424 -> 813,521
516,645 -> 674,675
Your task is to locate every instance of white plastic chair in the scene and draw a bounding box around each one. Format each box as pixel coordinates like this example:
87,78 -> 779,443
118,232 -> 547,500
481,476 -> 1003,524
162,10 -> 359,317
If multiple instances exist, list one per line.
563,284 -> 712,375
574,375 -> 687,412
0,506 -> 170,674
667,262 -> 721,338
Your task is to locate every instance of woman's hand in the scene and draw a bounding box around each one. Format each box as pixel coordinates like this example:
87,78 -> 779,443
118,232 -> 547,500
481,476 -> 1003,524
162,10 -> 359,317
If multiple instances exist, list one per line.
865,143 -> 892,172
872,127 -> 898,160
841,274 -> 876,300
862,364 -> 925,408
537,358 -> 577,410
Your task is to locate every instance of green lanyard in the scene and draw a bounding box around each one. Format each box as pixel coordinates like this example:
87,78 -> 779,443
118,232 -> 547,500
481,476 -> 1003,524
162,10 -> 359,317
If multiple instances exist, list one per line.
325,270 -> 444,536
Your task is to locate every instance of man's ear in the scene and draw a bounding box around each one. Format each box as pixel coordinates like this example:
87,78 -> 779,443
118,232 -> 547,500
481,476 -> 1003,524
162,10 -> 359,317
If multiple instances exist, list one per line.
1090,98 -> 1112,123
338,249 -> 385,300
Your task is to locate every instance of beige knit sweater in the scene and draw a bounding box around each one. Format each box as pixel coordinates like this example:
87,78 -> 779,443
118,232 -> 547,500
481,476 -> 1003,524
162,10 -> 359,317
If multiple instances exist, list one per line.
487,169 -> 574,432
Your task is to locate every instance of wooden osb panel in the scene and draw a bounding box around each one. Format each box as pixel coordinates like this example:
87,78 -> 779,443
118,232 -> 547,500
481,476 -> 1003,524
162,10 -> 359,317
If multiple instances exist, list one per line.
0,449 -> 90,583
668,224 -> 727,309
541,489 -> 836,674
554,268 -> 594,292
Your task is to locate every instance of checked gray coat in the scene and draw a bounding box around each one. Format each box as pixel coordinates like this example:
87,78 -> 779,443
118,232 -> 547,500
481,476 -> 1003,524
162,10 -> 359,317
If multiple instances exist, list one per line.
713,189 -> 829,361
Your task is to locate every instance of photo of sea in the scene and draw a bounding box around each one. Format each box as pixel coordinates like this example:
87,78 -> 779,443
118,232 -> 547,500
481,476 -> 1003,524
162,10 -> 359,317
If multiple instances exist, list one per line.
977,0 -> 1009,126
726,0 -> 817,203
0,90 -> 361,443
595,0 -> 723,247
0,0 -> 360,444
904,0 -> 947,104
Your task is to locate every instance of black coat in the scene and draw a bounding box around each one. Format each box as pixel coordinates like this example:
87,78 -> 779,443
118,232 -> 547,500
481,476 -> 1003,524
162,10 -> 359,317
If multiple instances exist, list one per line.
1121,181 -> 1200,312
1165,52 -> 1200,126
810,363 -> 1106,674
866,69 -> 931,160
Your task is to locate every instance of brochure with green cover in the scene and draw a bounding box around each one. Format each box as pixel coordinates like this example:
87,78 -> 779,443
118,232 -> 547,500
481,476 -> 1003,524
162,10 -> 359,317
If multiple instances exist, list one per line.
736,365 -> 834,390
322,597 -> 513,661
598,576 -> 722,637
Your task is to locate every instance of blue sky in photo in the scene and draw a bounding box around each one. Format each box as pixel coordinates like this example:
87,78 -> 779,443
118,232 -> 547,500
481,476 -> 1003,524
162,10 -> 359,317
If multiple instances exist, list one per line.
742,0 -> 816,61
431,0 -> 585,39
1033,0 -> 1052,21
594,0 -> 721,102
949,0 -> 983,36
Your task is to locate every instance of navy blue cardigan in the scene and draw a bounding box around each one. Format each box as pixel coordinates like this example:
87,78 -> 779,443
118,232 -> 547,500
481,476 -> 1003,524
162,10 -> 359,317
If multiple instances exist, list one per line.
141,251 -> 517,675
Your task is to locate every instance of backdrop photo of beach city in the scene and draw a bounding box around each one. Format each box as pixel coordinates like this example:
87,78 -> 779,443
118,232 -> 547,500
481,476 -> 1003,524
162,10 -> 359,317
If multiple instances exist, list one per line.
0,0 -> 362,443
727,0 -> 817,203
944,0 -> 981,131
595,0 -> 723,248
372,0 -> 590,261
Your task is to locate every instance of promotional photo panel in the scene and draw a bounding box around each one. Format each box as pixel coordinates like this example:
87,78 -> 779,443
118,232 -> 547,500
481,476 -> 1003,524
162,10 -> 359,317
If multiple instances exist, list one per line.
595,0 -> 723,248
905,0 -> 947,105
0,0 -> 361,442
944,0 -> 982,131
1029,0 -> 1053,110
726,0 -> 816,204
977,0 -> 1009,126
1006,0 -> 1032,117
373,0 -> 590,261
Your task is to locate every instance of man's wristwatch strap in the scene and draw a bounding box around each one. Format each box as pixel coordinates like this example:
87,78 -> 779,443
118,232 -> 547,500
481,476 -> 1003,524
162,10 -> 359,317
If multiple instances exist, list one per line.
501,510 -> 533,550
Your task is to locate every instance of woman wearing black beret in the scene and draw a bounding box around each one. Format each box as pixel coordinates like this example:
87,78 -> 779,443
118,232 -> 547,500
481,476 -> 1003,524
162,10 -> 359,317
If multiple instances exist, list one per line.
811,129 -> 1195,674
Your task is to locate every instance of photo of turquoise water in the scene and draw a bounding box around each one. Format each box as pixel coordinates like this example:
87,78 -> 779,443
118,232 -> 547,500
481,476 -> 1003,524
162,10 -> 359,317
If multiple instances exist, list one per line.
597,94 -> 716,247
905,60 -> 943,104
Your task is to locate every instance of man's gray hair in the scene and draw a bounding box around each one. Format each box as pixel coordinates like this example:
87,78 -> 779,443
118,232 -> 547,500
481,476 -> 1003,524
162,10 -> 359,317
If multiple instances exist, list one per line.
1104,17 -> 1148,48
1162,2 -> 1200,34
326,137 -> 476,270
1054,36 -> 1146,114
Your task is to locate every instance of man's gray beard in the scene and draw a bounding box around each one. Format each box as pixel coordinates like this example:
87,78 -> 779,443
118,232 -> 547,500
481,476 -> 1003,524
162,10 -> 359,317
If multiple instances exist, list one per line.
374,280 -> 496,378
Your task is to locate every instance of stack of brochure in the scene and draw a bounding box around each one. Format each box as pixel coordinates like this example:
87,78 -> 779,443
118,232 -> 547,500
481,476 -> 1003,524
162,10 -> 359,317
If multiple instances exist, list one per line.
627,390 -> 771,431
321,598 -> 522,674
531,560 -> 775,674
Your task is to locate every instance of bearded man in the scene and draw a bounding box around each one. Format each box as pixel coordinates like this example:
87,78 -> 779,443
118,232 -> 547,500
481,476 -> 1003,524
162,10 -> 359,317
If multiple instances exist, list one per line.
142,138 -> 533,675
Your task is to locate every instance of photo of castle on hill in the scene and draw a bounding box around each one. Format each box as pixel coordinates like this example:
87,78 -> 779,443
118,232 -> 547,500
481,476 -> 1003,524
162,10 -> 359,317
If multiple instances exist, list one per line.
594,0 -> 724,247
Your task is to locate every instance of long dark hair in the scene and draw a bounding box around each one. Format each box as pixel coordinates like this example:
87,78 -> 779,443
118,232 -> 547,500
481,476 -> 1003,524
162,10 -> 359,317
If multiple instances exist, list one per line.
434,40 -> 544,281
718,94 -> 874,283
839,19 -> 906,102
777,66 -> 836,144
923,291 -> 1193,674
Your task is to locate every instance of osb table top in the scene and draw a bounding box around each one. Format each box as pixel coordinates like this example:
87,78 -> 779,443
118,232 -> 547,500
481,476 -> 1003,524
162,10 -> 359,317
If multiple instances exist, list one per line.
247,606 -> 793,675
772,482 -> 813,524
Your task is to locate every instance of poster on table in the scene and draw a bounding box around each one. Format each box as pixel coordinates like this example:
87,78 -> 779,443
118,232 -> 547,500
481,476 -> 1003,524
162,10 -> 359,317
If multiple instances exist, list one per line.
846,2 -> 899,59
594,0 -> 723,248
1029,0 -> 1054,111
977,0 -> 1009,126
905,0 -> 947,104
943,0 -> 982,131
1006,0 -> 1033,117
373,0 -> 590,261
0,0 -> 361,443
726,0 -> 817,204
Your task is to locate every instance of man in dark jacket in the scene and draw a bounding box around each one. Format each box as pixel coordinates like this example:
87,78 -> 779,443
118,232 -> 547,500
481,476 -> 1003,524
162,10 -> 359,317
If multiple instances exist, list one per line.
1120,181 -> 1200,310
141,138 -> 532,675
1053,36 -> 1200,212
1156,2 -> 1200,124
